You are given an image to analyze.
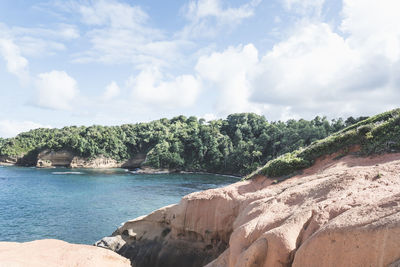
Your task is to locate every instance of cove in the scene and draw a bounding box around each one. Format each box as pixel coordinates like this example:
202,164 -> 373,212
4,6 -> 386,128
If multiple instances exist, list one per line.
0,166 -> 238,244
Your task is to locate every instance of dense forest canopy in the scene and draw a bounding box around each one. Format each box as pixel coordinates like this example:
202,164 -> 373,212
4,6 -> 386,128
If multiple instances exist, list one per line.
0,113 -> 367,175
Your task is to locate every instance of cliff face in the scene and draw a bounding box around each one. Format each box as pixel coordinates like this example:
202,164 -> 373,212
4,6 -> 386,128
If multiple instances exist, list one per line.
96,153 -> 400,267
0,239 -> 131,267
37,150 -> 75,167
1,149 -> 147,169
0,155 -> 18,165
34,150 -> 146,169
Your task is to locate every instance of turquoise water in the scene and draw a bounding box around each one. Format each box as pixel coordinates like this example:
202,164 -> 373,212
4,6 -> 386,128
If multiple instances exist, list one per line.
0,166 -> 238,244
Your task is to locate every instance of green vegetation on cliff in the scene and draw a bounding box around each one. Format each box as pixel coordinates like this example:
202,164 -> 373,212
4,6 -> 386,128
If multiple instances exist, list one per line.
0,113 -> 365,175
247,108 -> 400,179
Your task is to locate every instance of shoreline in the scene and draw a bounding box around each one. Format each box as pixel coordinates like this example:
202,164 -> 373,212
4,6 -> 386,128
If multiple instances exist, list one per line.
0,163 -> 242,178
0,162 -> 15,166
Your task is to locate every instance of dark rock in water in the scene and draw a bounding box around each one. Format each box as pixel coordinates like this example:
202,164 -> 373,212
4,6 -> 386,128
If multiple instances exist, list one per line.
95,198 -> 232,267
116,238 -> 225,267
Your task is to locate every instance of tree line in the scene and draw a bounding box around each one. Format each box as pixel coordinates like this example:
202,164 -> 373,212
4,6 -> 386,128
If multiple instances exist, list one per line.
0,113 -> 367,175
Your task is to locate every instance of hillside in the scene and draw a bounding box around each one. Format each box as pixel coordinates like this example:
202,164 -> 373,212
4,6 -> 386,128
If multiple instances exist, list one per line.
95,109 -> 400,267
0,113 -> 363,175
247,108 -> 400,179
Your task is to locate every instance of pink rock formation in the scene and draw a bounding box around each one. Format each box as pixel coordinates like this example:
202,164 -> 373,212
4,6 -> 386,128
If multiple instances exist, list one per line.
0,239 -> 131,267
98,153 -> 400,267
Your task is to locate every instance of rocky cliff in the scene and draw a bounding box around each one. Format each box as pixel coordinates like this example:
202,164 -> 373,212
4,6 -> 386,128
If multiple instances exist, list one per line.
1,149 -> 147,169
0,239 -> 130,267
33,150 -> 146,169
36,150 -> 75,167
96,153 -> 400,267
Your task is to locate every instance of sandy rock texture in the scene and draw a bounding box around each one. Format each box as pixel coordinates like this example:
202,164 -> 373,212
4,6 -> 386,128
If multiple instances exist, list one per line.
69,155 -> 120,168
0,239 -> 131,267
97,153 -> 400,267
37,150 -> 74,167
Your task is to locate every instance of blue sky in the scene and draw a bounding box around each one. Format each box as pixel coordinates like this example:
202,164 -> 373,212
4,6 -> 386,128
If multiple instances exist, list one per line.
0,0 -> 399,137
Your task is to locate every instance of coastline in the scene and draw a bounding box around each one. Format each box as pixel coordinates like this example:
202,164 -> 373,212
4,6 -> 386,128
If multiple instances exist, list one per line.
0,151 -> 242,177
96,153 -> 400,267
0,162 -> 243,178
0,162 -> 15,166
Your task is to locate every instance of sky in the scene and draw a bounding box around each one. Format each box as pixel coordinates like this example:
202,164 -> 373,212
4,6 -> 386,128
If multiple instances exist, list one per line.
0,0 -> 399,137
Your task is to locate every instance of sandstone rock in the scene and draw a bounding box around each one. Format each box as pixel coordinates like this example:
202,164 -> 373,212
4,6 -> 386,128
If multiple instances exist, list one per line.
36,150 -> 74,167
0,239 -> 130,267
292,197 -> 400,267
98,153 -> 400,267
34,150 -> 146,169
70,155 -> 120,168
36,159 -> 53,168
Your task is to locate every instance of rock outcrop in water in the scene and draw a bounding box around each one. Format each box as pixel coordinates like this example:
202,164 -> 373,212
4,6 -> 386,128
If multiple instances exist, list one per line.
0,239 -> 131,267
34,150 -> 146,168
96,153 -> 400,267
36,150 -> 75,167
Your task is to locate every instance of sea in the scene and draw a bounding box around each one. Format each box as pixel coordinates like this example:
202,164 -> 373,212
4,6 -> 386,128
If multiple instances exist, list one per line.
0,166 -> 238,244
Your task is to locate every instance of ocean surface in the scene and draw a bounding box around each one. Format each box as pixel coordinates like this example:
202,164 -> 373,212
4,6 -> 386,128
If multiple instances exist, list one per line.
0,166 -> 238,244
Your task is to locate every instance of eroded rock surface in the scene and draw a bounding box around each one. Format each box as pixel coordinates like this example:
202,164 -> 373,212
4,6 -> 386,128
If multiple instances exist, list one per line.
0,239 -> 131,267
97,153 -> 400,267
37,150 -> 74,167
69,155 -> 120,168
34,150 -> 146,168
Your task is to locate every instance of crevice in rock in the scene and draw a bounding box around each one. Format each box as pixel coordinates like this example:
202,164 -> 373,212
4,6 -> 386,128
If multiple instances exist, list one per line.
287,211 -> 316,266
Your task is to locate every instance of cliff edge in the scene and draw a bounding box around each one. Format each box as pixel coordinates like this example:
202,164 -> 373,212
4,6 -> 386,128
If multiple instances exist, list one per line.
96,152 -> 400,267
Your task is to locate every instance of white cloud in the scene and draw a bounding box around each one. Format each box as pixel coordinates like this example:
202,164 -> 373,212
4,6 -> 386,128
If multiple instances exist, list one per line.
128,67 -> 201,108
35,71 -> 79,110
247,0 -> 400,119
202,113 -> 217,121
10,24 -> 79,57
196,44 -> 261,116
282,0 -> 325,16
341,0 -> 400,61
180,0 -> 260,38
102,81 -> 120,100
69,0 -> 259,68
2,0 -> 398,125
251,23 -> 356,103
0,26 -> 29,82
1,22 -> 79,59
78,0 -> 148,28
69,0 -> 187,68
12,24 -> 80,41
0,120 -> 51,138
74,27 -> 185,68
189,0 -> 400,120
17,37 -> 66,57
